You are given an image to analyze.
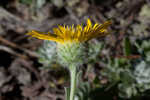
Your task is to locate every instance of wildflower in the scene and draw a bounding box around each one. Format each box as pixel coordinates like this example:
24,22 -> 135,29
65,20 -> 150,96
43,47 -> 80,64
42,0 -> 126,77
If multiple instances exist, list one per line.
27,18 -> 111,66
27,19 -> 111,44
27,19 -> 111,100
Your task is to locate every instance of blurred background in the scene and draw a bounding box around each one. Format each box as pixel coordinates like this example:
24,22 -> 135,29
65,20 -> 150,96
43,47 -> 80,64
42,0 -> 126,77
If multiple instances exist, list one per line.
0,0 -> 150,100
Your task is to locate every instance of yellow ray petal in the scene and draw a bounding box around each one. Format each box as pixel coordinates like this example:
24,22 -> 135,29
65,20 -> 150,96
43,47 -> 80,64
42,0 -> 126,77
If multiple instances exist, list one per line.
86,18 -> 92,27
27,18 -> 111,44
27,30 -> 58,42
97,20 -> 112,32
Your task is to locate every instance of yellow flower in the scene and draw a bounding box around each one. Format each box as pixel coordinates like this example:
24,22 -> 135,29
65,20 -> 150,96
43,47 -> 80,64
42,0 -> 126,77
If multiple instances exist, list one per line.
27,19 -> 111,44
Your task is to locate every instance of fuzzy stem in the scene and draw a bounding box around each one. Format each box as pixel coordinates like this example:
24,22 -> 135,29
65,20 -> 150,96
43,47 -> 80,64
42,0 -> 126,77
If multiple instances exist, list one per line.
69,65 -> 77,100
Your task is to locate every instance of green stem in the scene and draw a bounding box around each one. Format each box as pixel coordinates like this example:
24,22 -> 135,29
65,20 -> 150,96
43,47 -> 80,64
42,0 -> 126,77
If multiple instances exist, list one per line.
69,65 -> 77,100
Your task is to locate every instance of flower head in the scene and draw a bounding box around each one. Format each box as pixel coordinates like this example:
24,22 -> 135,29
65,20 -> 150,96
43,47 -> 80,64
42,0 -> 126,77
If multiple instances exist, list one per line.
27,19 -> 111,44
27,19 -> 111,66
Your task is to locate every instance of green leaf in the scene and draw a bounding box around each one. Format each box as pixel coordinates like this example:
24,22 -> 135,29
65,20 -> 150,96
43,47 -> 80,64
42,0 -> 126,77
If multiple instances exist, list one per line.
65,87 -> 70,100
76,71 -> 83,86
123,37 -> 132,56
20,0 -> 33,5
37,40 -> 57,67
75,82 -> 91,100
